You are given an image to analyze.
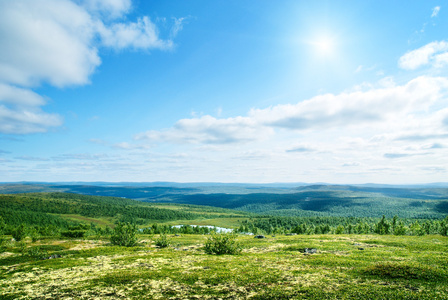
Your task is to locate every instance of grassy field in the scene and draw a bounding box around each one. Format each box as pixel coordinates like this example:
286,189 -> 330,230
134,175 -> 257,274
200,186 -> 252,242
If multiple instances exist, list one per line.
1,234 -> 447,299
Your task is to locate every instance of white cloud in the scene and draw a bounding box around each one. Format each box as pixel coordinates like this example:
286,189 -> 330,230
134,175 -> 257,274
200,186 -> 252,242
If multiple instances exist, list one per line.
251,76 -> 448,130
135,115 -> 273,144
432,6 -> 441,18
135,76 -> 448,147
286,144 -> 317,153
0,0 -> 100,88
398,41 -> 448,70
81,0 -> 132,19
170,17 -> 187,38
0,0 -> 180,134
0,84 -> 63,134
97,16 -> 173,50
0,84 -> 46,107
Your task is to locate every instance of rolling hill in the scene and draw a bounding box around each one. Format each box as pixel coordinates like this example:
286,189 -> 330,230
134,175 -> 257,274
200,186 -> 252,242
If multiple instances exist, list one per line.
1,182 -> 447,219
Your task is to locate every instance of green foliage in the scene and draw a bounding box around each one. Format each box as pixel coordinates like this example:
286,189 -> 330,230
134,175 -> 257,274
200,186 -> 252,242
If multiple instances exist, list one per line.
12,223 -> 27,241
0,193 -> 214,230
374,215 -> 390,235
1,234 -> 448,299
365,263 -> 444,281
28,227 -> 40,242
26,246 -> 49,260
393,220 -> 407,235
155,234 -> 170,248
61,230 -> 86,238
17,241 -> 27,255
335,225 -> 345,234
110,222 -> 138,247
0,216 -> 5,234
440,216 -> 448,236
204,233 -> 242,255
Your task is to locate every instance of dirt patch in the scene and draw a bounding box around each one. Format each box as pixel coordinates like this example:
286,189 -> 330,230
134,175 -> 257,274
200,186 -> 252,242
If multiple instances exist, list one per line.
70,240 -> 107,251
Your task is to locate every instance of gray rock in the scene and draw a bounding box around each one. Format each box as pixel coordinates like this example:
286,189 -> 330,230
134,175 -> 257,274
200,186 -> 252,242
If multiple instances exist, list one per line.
304,248 -> 317,254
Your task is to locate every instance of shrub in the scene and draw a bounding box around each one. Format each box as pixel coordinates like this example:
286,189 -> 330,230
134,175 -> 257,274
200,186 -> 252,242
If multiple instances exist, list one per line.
110,222 -> 138,247
204,233 -> 241,255
12,224 -> 27,242
0,216 -> 5,235
61,230 -> 86,238
155,234 -> 170,248
26,246 -> 48,260
440,217 -> 448,236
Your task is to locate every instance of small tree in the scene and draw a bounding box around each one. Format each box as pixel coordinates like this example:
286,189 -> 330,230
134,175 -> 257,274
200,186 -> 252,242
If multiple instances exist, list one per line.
393,220 -> 407,235
12,223 -> 27,242
335,225 -> 345,234
440,217 -> 448,236
374,216 -> 390,235
110,222 -> 138,247
0,216 -> 5,235
204,233 -> 241,255
155,234 -> 170,248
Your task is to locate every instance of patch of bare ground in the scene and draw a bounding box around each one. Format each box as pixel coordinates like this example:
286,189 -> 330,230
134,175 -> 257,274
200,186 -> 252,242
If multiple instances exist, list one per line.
69,239 -> 107,250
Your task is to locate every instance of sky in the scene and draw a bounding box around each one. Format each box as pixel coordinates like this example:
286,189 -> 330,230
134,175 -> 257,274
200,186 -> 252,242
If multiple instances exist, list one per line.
0,0 -> 448,184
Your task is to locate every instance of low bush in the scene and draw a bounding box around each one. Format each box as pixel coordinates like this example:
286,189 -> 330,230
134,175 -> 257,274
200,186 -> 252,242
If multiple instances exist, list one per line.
61,230 -> 86,238
155,234 -> 170,248
204,233 -> 241,255
110,222 -> 138,247
26,246 -> 49,260
12,224 -> 27,242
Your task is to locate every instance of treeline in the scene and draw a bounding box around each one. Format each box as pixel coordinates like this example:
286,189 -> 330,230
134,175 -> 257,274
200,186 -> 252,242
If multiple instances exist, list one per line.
237,216 -> 448,236
140,224 -> 217,235
0,193 -> 207,226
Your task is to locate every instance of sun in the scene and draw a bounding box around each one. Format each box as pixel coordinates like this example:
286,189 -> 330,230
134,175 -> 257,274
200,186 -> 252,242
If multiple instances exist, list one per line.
313,37 -> 334,55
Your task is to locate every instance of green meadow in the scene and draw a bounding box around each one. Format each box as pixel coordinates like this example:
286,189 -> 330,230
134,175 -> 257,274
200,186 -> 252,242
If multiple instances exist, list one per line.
1,234 -> 447,299
1,191 -> 447,299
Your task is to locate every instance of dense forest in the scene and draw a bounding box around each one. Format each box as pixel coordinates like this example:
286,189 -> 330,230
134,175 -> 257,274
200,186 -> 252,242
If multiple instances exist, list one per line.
1,192 -> 447,242
2,183 -> 447,219
0,192 -> 248,238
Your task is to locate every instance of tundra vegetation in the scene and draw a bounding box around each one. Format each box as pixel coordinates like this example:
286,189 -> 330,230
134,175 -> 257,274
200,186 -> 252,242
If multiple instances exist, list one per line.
0,192 -> 447,299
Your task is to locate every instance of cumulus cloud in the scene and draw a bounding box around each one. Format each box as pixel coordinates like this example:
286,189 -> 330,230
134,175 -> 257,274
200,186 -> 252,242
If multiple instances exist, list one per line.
398,41 -> 448,70
136,76 -> 448,146
251,76 -> 448,130
0,84 -> 63,134
135,115 -> 273,144
0,0 -> 99,88
0,0 -> 179,134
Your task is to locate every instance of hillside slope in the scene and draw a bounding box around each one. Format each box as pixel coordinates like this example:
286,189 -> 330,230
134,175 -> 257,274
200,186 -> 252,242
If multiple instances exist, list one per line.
1,183 -> 448,219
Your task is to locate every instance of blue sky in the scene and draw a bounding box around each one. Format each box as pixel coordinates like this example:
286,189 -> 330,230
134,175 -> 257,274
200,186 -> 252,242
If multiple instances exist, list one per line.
1,0 -> 448,184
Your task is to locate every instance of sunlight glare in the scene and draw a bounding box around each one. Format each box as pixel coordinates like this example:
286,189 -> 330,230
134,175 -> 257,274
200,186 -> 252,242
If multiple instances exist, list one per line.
314,37 -> 334,55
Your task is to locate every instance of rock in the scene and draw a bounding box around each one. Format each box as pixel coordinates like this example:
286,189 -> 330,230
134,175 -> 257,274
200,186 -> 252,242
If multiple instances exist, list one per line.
304,248 -> 317,254
286,233 -> 297,236
358,248 -> 365,251
254,235 -> 266,239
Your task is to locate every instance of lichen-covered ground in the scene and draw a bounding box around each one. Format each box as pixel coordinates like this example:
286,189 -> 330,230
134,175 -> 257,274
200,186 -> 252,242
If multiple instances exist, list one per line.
1,234 -> 447,299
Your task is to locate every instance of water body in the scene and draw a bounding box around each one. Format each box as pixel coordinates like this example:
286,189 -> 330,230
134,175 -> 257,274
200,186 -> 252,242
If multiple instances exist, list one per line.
172,225 -> 233,233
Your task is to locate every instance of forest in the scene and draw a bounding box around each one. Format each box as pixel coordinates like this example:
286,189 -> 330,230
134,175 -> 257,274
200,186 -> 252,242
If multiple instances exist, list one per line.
1,190 -> 448,299
1,192 -> 447,240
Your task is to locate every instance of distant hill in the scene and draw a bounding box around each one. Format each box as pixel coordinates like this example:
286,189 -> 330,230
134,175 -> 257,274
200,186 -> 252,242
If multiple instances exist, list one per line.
1,182 -> 447,219
0,192 -> 249,228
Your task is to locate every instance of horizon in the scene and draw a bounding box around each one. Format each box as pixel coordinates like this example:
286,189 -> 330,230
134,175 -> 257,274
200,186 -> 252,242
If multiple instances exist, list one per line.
1,1 -> 448,184
2,181 -> 448,188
